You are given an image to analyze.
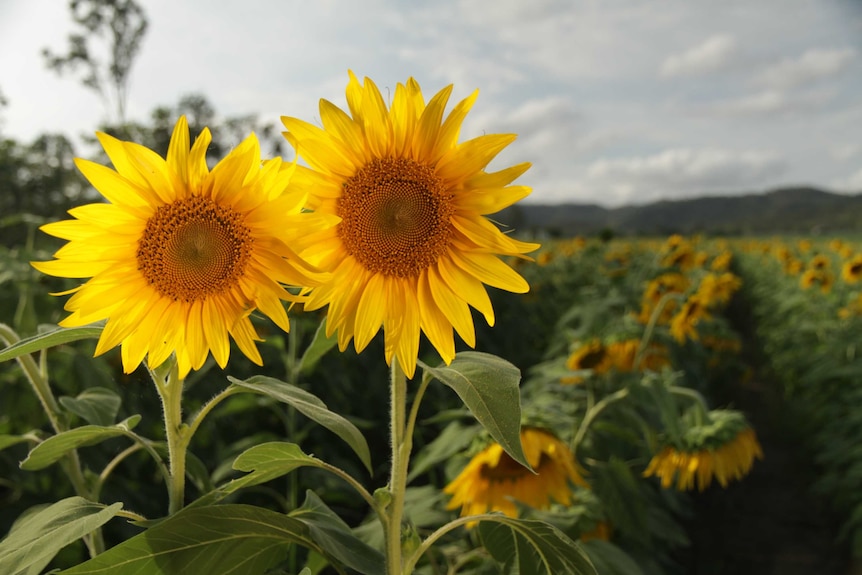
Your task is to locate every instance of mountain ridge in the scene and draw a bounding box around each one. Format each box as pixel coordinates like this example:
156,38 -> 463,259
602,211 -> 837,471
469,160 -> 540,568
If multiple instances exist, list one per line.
499,187 -> 862,236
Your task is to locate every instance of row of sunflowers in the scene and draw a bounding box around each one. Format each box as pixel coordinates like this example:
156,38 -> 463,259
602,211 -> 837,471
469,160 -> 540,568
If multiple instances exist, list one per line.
734,237 -> 862,557
420,234 -> 764,573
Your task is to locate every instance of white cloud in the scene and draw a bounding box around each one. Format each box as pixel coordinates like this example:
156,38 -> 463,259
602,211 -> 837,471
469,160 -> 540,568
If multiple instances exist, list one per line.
586,148 -> 786,204
832,168 -> 862,192
705,88 -> 833,117
759,47 -> 857,88
660,34 -> 736,77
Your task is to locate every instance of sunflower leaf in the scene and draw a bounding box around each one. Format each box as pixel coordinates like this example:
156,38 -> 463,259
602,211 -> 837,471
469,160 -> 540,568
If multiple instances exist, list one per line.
289,490 -> 385,575
477,517 -> 597,575
0,324 -> 104,364
188,442 -> 325,508
419,351 -> 528,469
0,497 -> 122,575
59,387 -> 122,427
56,505 -> 313,575
227,376 -> 372,474
20,416 -> 141,471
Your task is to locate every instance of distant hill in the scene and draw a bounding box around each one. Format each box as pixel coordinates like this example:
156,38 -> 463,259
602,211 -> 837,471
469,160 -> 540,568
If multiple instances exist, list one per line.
497,187 -> 862,237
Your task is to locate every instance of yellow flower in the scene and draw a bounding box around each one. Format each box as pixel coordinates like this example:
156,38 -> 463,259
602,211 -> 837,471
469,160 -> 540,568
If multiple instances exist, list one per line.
695,272 -> 742,308
562,339 -> 608,383
33,117 -> 329,378
637,272 -> 689,324
643,427 -> 763,492
670,296 -> 710,343
606,339 -> 671,372
444,428 -> 586,519
710,251 -> 732,272
281,72 -> 539,377
842,255 -> 862,283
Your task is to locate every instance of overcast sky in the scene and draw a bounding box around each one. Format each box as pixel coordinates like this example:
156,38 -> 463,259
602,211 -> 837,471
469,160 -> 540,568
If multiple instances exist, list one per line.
1,0 -> 860,206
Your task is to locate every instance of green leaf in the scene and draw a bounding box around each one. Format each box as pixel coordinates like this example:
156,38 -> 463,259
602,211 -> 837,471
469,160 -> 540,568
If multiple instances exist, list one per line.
227,376 -> 372,474
20,415 -> 141,471
289,490 -> 384,575
58,505 -> 313,575
0,324 -> 103,364
192,442 -> 324,507
297,319 -> 339,375
0,497 -> 122,575
478,517 -> 596,575
59,388 -> 122,427
419,351 -> 528,469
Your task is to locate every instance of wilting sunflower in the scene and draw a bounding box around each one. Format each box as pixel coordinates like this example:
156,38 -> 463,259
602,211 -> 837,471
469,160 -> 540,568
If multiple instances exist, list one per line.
282,72 -> 539,377
562,339 -> 609,383
643,410 -> 763,492
33,117 -> 330,378
444,428 -> 586,519
670,295 -> 711,343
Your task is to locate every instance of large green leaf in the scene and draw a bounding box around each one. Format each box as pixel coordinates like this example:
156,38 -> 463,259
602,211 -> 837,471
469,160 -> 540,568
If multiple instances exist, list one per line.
290,490 -> 384,575
20,415 -> 142,471
297,319 -> 339,375
419,351 -> 528,469
58,505 -> 313,575
227,376 -> 372,474
0,324 -> 103,363
59,388 -> 122,427
192,442 -> 324,507
0,497 -> 122,575
478,517 -> 596,575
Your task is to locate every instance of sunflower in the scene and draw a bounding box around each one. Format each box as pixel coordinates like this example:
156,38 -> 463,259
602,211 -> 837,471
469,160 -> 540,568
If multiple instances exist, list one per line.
842,255 -> 862,283
643,426 -> 763,492
281,72 -> 539,377
33,117 -> 330,378
670,296 -> 711,343
444,428 -> 586,519
562,339 -> 609,384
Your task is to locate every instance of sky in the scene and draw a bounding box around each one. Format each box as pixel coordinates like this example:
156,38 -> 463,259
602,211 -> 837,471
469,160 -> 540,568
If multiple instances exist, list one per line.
0,0 -> 860,207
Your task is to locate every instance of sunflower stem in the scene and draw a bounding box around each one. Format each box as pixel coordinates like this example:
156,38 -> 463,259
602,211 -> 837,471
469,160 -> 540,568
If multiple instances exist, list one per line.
386,357 -> 410,575
570,387 -> 629,460
152,360 -> 189,515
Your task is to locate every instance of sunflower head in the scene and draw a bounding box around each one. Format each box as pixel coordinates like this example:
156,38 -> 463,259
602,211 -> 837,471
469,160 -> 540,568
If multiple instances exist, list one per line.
443,427 -> 586,519
33,116 -> 330,378
282,72 -> 540,377
643,411 -> 763,492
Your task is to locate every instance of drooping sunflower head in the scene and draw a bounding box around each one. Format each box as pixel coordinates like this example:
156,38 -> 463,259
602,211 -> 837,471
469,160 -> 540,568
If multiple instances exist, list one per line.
643,410 -> 763,492
281,71 -> 540,377
33,116 -> 331,378
443,427 -> 586,519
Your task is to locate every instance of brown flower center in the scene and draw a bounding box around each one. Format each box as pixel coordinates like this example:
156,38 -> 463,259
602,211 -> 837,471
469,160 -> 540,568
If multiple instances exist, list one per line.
480,452 -> 549,482
137,195 -> 253,302
338,157 -> 453,277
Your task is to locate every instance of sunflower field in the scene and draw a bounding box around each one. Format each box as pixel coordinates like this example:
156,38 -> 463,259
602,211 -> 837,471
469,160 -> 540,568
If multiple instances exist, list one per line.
0,76 -> 858,575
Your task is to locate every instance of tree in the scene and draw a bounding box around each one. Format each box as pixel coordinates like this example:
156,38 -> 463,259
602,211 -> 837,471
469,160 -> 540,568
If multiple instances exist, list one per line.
42,0 -> 148,126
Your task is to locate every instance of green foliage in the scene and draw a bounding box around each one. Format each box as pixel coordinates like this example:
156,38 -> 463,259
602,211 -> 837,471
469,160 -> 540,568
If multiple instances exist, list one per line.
57,505 -> 309,575
227,376 -> 372,474
20,415 -> 141,471
477,518 -> 596,574
420,352 -> 528,469
0,497 -> 121,575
